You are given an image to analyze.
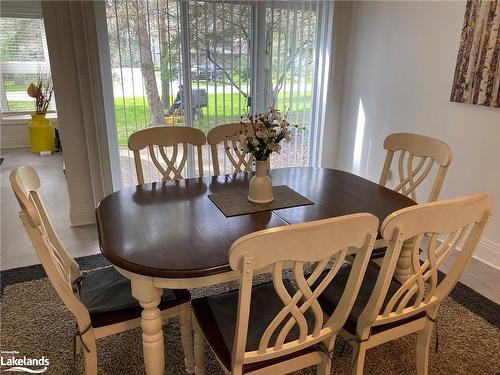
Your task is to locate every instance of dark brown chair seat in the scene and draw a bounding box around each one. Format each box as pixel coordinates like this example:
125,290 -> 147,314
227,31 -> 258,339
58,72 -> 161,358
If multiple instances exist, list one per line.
79,267 -> 190,328
370,247 -> 387,259
191,280 -> 315,373
371,246 -> 423,260
317,261 -> 423,336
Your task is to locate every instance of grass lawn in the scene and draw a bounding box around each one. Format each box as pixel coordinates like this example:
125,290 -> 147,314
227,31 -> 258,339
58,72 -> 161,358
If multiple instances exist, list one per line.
114,91 -> 312,146
9,90 -> 312,147
114,93 -> 249,145
6,100 -> 57,112
6,100 -> 34,112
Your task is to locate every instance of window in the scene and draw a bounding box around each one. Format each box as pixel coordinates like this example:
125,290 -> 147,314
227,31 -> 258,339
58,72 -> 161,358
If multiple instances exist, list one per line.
0,17 -> 56,115
105,0 -> 332,185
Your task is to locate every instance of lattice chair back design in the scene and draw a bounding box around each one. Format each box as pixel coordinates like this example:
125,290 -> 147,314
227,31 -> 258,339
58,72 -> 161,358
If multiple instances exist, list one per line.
128,126 -> 206,184
207,122 -> 254,175
379,133 -> 453,202
192,213 -> 379,375
318,193 -> 492,375
10,165 -> 194,375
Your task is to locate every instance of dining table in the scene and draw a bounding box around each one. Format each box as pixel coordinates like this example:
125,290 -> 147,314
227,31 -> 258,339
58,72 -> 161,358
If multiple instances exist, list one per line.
96,167 -> 416,375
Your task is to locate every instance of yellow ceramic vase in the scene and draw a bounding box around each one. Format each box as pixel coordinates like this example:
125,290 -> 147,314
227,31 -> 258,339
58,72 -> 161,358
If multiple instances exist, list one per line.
28,114 -> 55,154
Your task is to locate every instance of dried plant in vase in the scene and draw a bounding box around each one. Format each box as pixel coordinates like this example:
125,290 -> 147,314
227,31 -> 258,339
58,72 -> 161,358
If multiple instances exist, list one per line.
27,76 -> 53,115
26,76 -> 56,153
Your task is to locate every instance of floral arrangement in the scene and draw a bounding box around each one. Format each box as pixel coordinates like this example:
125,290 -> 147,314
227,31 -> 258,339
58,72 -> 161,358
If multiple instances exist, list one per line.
239,108 -> 298,161
27,76 -> 53,115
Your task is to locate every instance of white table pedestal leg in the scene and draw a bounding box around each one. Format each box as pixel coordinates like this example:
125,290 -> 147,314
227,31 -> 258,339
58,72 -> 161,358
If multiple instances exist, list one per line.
131,276 -> 165,375
394,239 -> 413,283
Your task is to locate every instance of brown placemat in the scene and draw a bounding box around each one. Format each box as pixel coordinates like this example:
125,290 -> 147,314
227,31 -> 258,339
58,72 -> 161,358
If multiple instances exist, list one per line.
208,185 -> 314,217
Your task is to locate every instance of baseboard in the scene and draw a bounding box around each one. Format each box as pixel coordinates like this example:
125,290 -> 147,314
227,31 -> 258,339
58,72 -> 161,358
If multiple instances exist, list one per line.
420,234 -> 499,303
457,245 -> 500,304
474,238 -> 500,271
69,204 -> 96,226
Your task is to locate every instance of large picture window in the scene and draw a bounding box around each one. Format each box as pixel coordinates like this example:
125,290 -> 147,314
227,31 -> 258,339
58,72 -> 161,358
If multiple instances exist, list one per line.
0,17 -> 55,115
105,0 -> 331,185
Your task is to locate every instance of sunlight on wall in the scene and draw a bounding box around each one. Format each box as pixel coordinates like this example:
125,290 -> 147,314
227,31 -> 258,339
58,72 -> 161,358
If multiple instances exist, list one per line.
352,98 -> 365,175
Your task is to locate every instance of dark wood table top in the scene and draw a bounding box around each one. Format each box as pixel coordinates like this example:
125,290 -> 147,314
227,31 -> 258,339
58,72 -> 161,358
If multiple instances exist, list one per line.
96,167 -> 416,278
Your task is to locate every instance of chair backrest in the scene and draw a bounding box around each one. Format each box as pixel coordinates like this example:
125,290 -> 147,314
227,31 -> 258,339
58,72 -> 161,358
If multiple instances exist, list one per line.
357,193 -> 492,339
228,213 -> 378,370
207,122 -> 253,175
9,166 -> 90,327
379,133 -> 453,202
128,126 -> 206,184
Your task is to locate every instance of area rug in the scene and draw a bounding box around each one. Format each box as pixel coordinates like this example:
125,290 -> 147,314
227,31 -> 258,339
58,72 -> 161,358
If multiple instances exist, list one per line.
1,255 -> 499,374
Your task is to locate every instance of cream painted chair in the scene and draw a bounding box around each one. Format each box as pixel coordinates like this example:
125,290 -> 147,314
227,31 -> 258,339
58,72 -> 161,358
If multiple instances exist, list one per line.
10,165 -> 195,375
317,193 -> 492,375
379,133 -> 453,203
192,213 -> 379,375
207,123 -> 253,175
128,126 -> 206,184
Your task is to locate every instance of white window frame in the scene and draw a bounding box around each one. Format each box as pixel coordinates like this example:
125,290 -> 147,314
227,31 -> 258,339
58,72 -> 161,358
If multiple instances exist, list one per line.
0,5 -> 56,118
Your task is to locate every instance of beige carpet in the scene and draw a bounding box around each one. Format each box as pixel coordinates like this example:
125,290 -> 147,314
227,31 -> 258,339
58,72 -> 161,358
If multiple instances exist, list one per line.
1,276 -> 499,374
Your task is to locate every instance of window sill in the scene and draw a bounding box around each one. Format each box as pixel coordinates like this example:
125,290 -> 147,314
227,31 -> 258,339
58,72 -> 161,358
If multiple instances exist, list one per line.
1,113 -> 58,126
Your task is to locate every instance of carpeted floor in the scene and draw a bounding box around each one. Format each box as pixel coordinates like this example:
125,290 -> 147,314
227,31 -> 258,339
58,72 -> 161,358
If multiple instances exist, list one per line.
1,255 -> 499,374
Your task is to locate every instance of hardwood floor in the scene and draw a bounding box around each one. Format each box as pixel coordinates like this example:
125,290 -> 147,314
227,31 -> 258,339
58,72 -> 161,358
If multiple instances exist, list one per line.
0,148 -> 99,270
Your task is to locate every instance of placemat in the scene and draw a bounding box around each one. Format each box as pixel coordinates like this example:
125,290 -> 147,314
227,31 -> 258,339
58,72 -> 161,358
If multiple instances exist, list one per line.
208,185 -> 313,217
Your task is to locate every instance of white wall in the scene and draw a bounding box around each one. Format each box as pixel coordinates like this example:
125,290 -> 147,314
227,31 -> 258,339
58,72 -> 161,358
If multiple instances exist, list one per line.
1,123 -> 31,148
329,1 -> 500,269
42,1 -> 117,225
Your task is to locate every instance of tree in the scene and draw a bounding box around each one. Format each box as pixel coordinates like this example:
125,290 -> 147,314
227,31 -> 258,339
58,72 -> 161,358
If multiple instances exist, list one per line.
159,11 -> 170,110
187,3 -> 315,108
188,2 -> 251,100
135,1 -> 165,125
0,74 -> 9,111
105,0 -> 315,124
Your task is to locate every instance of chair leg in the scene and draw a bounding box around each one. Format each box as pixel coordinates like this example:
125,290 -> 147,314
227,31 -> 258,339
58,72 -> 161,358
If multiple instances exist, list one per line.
82,333 -> 98,375
179,303 -> 195,374
75,336 -> 82,357
351,341 -> 367,375
416,320 -> 433,375
317,353 -> 332,375
193,316 -> 205,375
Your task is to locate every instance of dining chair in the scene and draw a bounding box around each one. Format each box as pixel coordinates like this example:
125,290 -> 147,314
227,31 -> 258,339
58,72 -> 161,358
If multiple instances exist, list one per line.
128,125 -> 206,184
207,122 -> 253,176
379,133 -> 453,203
10,165 -> 195,374
317,193 -> 492,375
192,213 -> 379,375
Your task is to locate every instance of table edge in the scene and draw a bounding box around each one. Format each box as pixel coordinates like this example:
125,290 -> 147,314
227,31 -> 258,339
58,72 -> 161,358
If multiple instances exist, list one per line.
96,167 -> 416,278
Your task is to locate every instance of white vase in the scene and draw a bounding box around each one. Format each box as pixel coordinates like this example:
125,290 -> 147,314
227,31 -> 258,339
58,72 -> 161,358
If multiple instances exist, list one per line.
248,160 -> 273,203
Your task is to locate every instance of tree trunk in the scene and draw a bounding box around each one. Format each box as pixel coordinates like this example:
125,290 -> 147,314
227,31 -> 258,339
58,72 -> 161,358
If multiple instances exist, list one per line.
0,73 -> 10,111
136,3 -> 165,126
159,12 -> 170,111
